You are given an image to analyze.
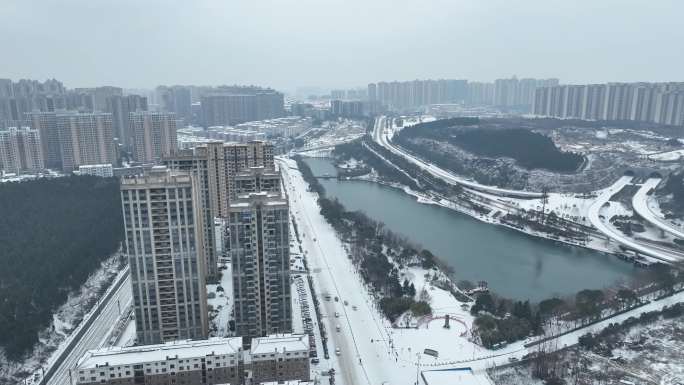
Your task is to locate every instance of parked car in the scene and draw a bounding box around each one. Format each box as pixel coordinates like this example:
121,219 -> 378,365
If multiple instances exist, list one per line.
335,347 -> 341,356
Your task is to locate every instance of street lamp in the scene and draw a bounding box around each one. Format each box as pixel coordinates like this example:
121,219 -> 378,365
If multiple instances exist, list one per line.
415,353 -> 421,385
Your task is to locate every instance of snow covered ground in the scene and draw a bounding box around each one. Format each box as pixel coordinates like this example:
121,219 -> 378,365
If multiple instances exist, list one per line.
632,178 -> 684,240
207,262 -> 234,337
281,155 -> 684,385
647,148 -> 684,161
281,157 -> 498,384
0,254 -> 127,385
587,176 -> 683,263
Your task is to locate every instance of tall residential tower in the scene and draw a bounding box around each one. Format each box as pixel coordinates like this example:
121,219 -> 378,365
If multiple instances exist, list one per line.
120,166 -> 209,344
227,191 -> 291,341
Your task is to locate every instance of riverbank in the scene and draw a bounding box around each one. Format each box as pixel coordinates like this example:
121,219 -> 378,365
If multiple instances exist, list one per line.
281,155 -> 683,385
306,156 -> 642,302
359,171 -> 622,259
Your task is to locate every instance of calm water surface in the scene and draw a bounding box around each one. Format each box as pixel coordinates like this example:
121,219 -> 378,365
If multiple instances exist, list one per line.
304,157 -> 638,302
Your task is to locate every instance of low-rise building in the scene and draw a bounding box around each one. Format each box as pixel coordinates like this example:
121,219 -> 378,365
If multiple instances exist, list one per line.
249,334 -> 310,384
78,163 -> 113,177
74,335 -> 310,385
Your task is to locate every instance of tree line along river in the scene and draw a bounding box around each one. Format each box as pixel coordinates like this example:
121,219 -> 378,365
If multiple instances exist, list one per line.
303,157 -> 639,302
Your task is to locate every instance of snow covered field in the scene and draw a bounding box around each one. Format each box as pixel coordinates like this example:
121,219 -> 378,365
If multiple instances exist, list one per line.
647,148 -> 684,161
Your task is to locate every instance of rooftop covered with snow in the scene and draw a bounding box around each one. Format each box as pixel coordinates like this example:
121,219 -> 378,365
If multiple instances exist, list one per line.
76,337 -> 243,369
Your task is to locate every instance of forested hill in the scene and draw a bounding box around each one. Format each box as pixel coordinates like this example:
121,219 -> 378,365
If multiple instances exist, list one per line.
0,176 -> 123,360
396,119 -> 584,172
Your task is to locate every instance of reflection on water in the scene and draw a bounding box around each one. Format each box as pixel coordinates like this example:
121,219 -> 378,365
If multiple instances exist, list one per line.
303,157 -> 638,302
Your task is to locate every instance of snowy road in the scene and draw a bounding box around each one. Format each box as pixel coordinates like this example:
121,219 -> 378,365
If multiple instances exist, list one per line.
45,270 -> 132,385
280,157 -> 496,384
587,176 -> 682,263
632,178 -> 684,240
372,116 -> 544,199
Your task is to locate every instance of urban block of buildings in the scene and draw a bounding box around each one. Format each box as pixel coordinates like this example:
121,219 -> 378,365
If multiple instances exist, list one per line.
74,334 -> 310,385
367,77 -> 559,112
201,86 -> 284,127
78,163 -> 114,177
0,126 -> 44,174
162,141 -> 275,279
131,111 -> 178,163
533,82 -> 684,126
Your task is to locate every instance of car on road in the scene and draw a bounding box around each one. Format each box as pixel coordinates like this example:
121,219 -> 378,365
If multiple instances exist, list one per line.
336,324 -> 341,332
335,347 -> 341,356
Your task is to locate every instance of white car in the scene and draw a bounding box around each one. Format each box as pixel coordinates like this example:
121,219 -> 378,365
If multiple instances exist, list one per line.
334,312 -> 339,318
335,347 -> 341,356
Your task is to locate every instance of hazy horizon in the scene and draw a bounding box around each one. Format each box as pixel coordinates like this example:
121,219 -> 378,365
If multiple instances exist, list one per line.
2,0 -> 683,92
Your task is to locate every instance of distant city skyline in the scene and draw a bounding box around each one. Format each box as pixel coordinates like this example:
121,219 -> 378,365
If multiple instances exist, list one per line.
2,0 -> 683,91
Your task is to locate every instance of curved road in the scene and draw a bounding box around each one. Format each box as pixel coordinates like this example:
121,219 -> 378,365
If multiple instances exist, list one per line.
372,116 -> 544,199
632,178 -> 684,240
587,176 -> 682,263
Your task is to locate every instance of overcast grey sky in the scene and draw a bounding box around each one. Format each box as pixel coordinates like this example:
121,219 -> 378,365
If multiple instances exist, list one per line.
1,0 -> 682,92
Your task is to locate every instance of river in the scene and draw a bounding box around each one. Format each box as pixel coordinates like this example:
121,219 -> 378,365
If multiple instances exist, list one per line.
303,157 -> 639,302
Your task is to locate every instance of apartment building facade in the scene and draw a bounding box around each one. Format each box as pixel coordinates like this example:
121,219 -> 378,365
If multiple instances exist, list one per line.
0,126 -> 44,173
227,192 -> 291,340
56,112 -> 116,171
163,141 -> 275,279
74,335 -> 309,385
130,111 -> 178,163
533,82 -> 684,126
120,167 -> 209,345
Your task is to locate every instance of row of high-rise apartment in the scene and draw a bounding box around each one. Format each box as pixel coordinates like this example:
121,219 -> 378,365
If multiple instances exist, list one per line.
0,81 -> 133,129
122,141 -> 291,348
200,86 -> 285,127
106,94 -> 148,150
54,112 -> 117,171
492,77 -> 559,107
131,111 -> 178,163
74,86 -> 123,111
120,166 -> 209,345
25,109 -> 176,171
156,85 -> 193,124
162,141 -> 275,279
367,77 -> 559,111
330,88 -> 368,100
533,82 -> 684,126
368,79 -> 468,110
0,127 -> 44,173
